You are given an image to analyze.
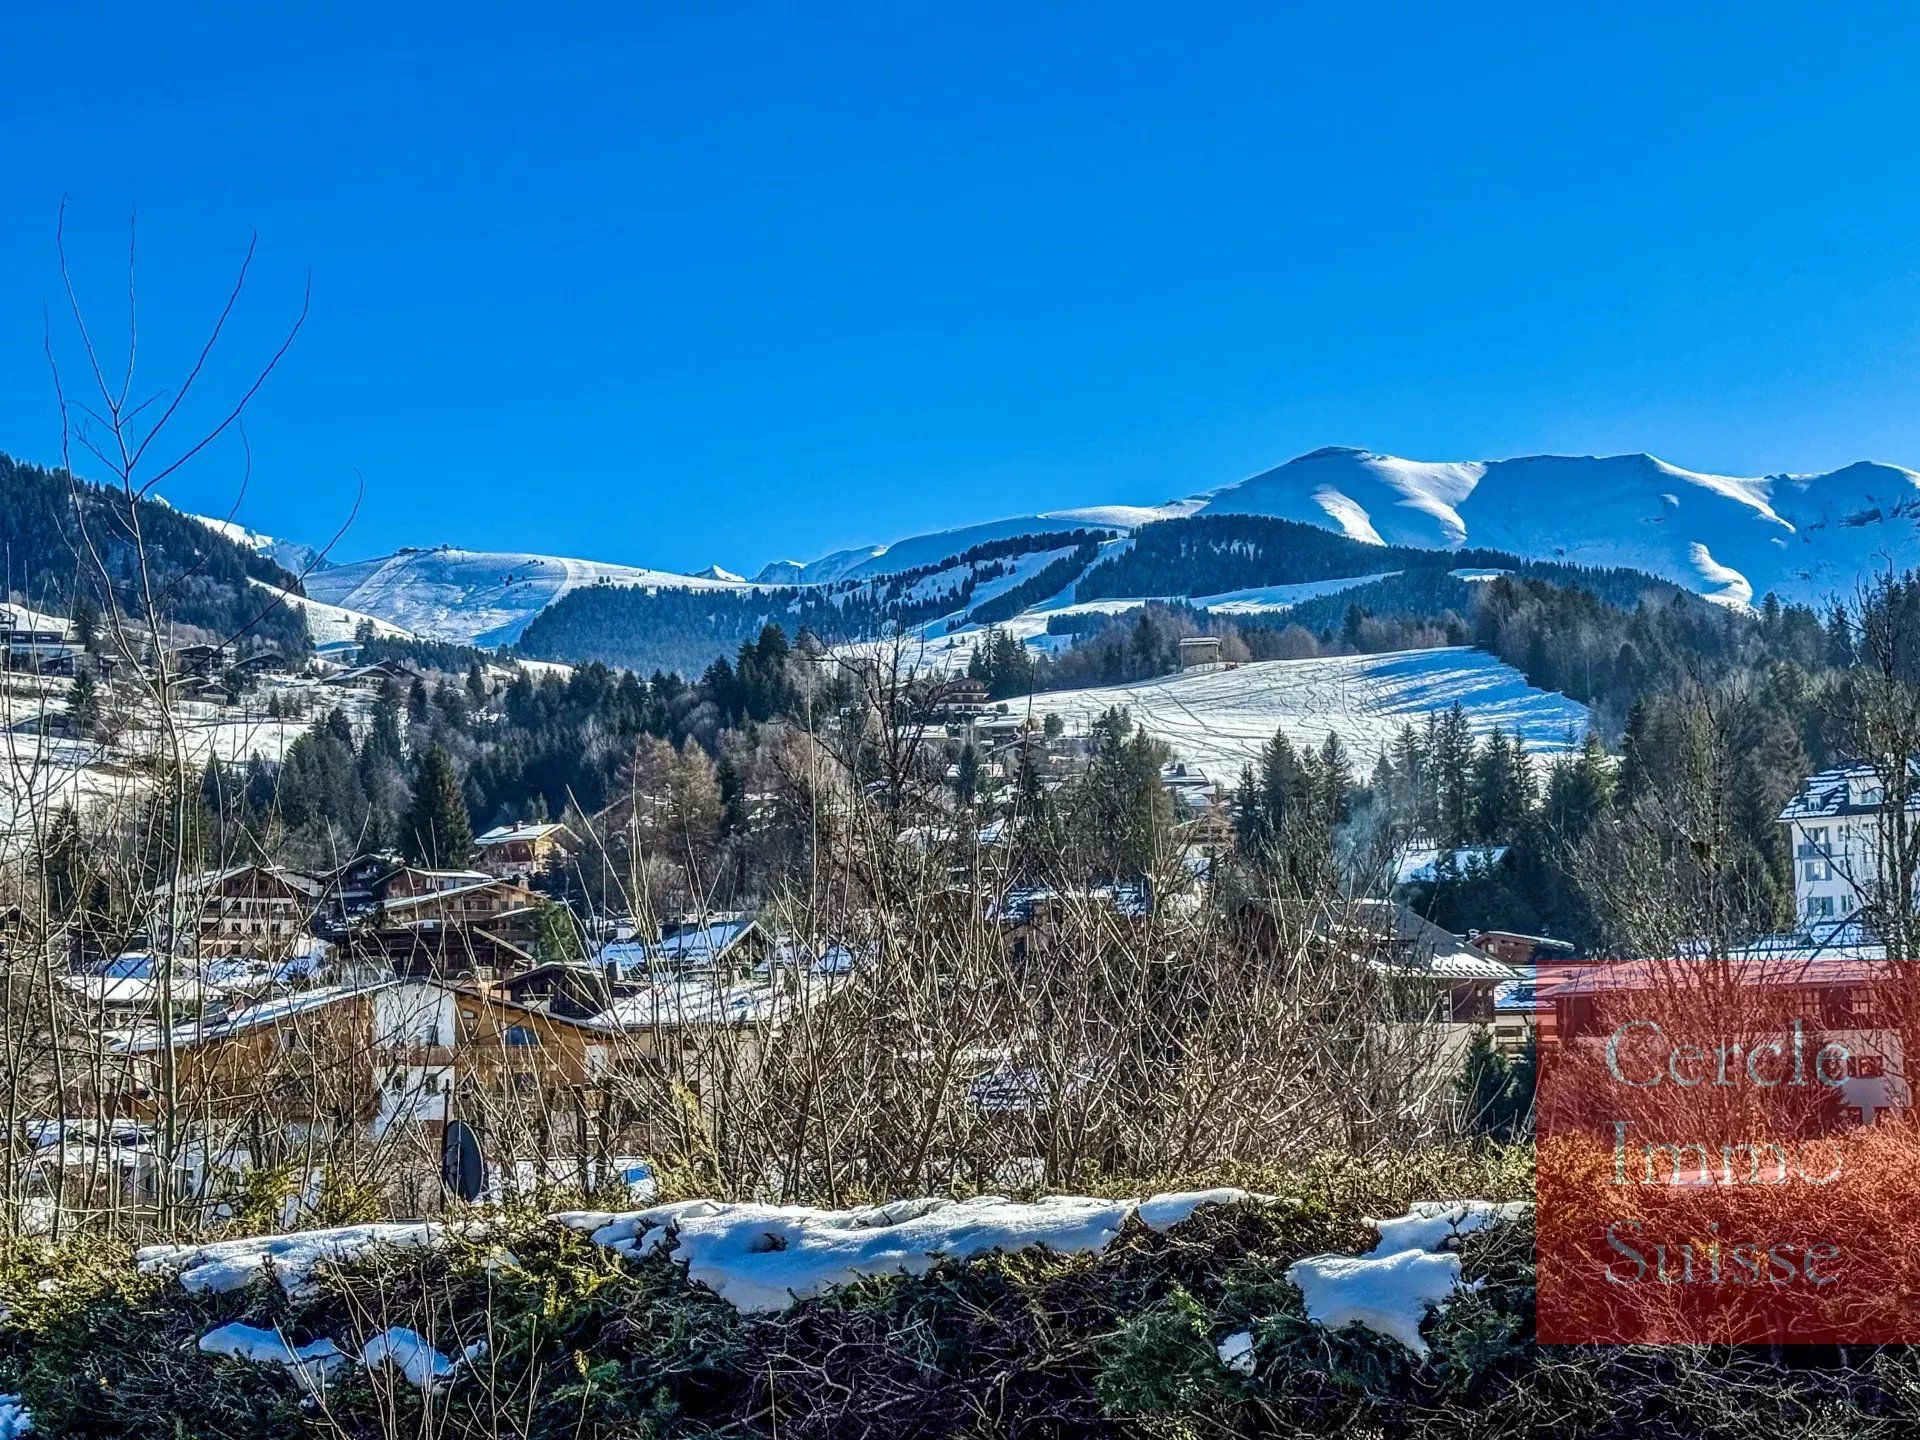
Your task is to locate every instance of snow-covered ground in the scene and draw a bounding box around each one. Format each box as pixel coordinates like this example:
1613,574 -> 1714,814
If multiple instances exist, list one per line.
1012,647 -> 1589,781
247,579 -> 413,649
306,547 -> 756,646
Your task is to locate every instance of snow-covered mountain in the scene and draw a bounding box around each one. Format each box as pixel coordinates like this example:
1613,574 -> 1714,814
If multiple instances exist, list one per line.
1187,448 -> 1920,608
207,446 -> 1920,658
302,546 -> 754,647
773,448 -> 1920,609
185,511 -> 326,578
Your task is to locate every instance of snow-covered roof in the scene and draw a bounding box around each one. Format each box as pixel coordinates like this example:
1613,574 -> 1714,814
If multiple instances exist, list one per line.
1778,760 -> 1920,821
110,981 -> 393,1054
599,918 -> 758,974
475,821 -> 570,846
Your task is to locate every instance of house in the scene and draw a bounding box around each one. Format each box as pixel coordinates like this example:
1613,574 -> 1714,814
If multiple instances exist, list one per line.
499,961 -> 635,1021
597,915 -> 766,977
169,643 -> 229,679
146,864 -> 323,959
355,870 -> 546,980
0,607 -> 81,675
1534,951 -> 1909,1127
1470,930 -> 1576,967
1779,761 -> 1920,935
928,676 -> 990,717
93,977 -> 626,1138
473,821 -> 576,881
324,658 -> 421,691
1178,636 -> 1222,670
1238,898 -> 1519,1024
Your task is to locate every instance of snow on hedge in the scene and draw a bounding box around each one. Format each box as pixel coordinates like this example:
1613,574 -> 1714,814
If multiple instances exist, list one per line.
361,1327 -> 480,1389
556,1189 -> 1256,1312
138,1222 -> 446,1296
0,1394 -> 30,1439
198,1323 -> 346,1389
1367,1200 -> 1530,1255
1286,1198 -> 1531,1356
1287,1248 -> 1464,1356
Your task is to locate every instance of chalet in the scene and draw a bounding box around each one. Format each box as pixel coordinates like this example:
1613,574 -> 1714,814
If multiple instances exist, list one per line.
473,821 -> 576,881
146,864 -> 323,959
357,870 -> 545,979
1470,930 -> 1576,967
169,643 -> 229,679
1178,636 -> 1222,670
499,961 -> 635,1020
325,658 -> 422,691
1535,952 -> 1910,1126
0,607 -> 82,675
1173,806 -> 1238,857
927,676 -> 990,717
95,978 -> 627,1138
597,915 -> 766,977
311,852 -> 408,934
1238,898 -> 1520,1024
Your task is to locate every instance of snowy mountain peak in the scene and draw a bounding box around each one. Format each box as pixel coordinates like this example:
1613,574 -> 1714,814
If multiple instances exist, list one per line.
692,564 -> 746,583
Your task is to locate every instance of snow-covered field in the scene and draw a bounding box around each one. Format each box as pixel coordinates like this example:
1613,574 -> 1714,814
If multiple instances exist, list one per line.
1015,647 -> 1589,780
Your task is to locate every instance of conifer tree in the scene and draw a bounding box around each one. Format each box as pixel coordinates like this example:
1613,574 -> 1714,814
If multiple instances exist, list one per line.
404,746 -> 474,868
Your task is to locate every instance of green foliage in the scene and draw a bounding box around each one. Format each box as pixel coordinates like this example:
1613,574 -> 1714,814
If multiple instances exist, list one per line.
1094,1285 -> 1240,1416
404,744 -> 475,867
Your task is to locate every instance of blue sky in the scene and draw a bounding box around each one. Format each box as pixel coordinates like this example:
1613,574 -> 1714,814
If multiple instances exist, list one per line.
5,2 -> 1920,574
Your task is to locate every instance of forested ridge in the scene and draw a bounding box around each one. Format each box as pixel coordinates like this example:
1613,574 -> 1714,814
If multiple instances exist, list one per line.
0,449 -> 309,653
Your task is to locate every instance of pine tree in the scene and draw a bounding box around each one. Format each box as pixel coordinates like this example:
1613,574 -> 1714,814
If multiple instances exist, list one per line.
1434,704 -> 1476,847
68,671 -> 99,736
954,740 -> 981,806
404,746 -> 474,868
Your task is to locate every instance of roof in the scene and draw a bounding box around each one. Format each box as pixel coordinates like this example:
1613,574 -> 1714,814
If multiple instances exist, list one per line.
109,981 -> 394,1054
1779,761 -> 1920,821
1294,899 -> 1518,983
475,822 -> 572,847
145,863 -> 322,901
598,918 -> 758,973
1535,953 -> 1892,1001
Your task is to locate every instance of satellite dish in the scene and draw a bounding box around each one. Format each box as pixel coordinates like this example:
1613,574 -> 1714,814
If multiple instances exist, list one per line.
441,1120 -> 484,1203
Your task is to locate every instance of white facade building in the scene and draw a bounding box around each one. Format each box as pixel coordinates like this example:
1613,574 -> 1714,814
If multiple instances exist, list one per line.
1779,763 -> 1920,935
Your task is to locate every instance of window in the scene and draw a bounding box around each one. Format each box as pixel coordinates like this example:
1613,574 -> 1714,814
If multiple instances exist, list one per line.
1808,896 -> 1836,919
506,1025 -> 540,1047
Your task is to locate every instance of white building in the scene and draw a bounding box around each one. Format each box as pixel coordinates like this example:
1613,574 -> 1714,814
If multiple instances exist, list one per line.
1779,762 -> 1920,935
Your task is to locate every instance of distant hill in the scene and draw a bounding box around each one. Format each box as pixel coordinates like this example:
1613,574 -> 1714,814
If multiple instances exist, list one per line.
0,452 -> 309,654
303,546 -> 752,647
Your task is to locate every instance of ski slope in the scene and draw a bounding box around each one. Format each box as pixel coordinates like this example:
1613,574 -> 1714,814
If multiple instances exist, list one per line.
246,580 -> 413,649
1018,647 -> 1588,782
305,547 -> 754,646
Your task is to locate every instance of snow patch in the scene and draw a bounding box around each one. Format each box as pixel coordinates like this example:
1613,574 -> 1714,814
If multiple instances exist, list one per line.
198,1322 -> 347,1388
1286,1249 -> 1464,1357
1367,1200 -> 1530,1255
137,1221 -> 445,1296
556,1189 -> 1253,1312
1216,1329 -> 1256,1375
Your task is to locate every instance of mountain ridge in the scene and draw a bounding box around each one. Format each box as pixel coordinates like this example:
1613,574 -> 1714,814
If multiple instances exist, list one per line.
199,446 -> 1920,650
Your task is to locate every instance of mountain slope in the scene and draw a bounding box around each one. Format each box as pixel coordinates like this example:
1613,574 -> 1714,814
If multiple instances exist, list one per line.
1191,447 -> 1920,608
779,448 -> 1920,611
1023,646 -> 1589,780
304,547 -> 755,647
